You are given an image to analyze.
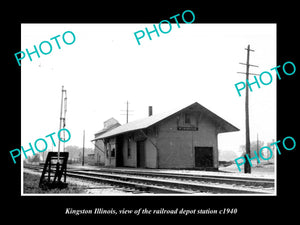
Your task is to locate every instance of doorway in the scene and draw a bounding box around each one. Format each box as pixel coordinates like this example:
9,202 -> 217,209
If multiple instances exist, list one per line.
194,147 -> 213,168
116,136 -> 123,167
136,140 -> 146,168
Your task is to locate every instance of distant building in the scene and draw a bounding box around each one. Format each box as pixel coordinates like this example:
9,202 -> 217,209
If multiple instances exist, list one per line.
92,118 -> 121,165
93,102 -> 239,170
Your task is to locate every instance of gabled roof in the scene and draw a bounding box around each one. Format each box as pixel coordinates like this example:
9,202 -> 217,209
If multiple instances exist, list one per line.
94,102 -> 239,140
94,123 -> 121,136
92,118 -> 121,142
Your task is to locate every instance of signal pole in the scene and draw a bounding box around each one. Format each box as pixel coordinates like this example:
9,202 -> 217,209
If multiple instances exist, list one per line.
238,44 -> 259,173
58,86 -> 67,163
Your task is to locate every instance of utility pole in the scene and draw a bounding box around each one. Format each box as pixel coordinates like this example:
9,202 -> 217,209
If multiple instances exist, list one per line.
238,44 -> 259,173
120,101 -> 133,124
270,138 -> 275,163
126,101 -> 129,123
82,130 -> 85,166
257,133 -> 259,159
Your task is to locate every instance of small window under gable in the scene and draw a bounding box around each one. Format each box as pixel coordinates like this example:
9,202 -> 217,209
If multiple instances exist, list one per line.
184,113 -> 191,124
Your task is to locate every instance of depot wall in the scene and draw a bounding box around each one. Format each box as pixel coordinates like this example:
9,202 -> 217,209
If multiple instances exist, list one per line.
120,131 -> 157,168
157,113 -> 218,169
102,106 -> 224,170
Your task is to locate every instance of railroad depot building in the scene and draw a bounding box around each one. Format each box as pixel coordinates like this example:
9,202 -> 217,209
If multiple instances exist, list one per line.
92,102 -> 239,170
93,118 -> 121,165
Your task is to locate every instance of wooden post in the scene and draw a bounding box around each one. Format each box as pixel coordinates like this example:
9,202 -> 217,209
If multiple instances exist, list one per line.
238,45 -> 259,174
120,101 -> 133,124
256,133 -> 259,160
244,45 -> 251,173
126,101 -> 129,124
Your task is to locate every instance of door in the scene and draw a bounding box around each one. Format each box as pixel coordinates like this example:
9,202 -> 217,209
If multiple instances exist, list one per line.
136,140 -> 146,168
116,136 -> 123,167
194,147 -> 213,168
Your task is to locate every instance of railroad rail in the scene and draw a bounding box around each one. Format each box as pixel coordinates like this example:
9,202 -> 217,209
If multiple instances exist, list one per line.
24,164 -> 275,194
74,168 -> 274,188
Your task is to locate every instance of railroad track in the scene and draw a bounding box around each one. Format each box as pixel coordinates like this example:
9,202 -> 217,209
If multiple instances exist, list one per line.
24,164 -> 275,194
75,168 -> 274,187
66,170 -> 274,194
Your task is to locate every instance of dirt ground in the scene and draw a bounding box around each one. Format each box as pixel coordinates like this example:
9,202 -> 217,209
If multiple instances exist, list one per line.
23,170 -> 132,195
220,162 -> 275,177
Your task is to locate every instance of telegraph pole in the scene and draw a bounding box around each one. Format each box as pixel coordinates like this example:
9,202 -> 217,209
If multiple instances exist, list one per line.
120,101 -> 133,124
257,133 -> 259,159
126,101 -> 129,123
238,44 -> 259,173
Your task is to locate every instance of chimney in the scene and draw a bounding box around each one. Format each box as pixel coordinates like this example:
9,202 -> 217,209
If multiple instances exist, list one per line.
148,106 -> 153,117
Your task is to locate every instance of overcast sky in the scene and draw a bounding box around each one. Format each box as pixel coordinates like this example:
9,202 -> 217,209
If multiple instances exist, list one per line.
21,23 -> 276,158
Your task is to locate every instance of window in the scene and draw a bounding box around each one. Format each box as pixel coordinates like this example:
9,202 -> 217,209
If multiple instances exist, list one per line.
185,113 -> 191,124
127,138 -> 131,158
111,148 -> 115,157
106,143 -> 110,158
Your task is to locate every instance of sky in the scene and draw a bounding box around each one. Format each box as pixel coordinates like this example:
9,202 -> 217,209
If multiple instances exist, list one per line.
21,23 -> 276,159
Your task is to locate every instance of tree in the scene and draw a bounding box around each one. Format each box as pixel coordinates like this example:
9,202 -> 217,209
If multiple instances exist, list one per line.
29,154 -> 41,163
239,140 -> 265,159
64,145 -> 94,163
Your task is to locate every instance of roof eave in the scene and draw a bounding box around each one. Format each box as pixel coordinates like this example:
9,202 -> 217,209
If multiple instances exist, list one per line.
217,123 -> 240,133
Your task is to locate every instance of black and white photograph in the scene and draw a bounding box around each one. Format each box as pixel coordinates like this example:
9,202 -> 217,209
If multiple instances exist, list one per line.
4,4 -> 298,221
20,23 -> 277,196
